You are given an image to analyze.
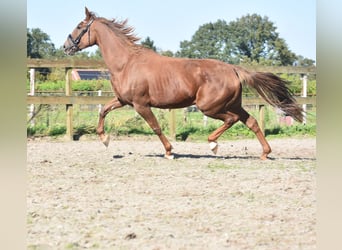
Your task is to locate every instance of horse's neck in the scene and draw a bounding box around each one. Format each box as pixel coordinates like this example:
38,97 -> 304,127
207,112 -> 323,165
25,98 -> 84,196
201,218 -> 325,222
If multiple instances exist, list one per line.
95,25 -> 132,73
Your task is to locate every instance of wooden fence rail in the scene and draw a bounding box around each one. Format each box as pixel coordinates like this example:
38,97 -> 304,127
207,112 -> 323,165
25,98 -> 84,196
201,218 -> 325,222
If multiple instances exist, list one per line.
27,58 -> 317,74
27,59 -> 316,140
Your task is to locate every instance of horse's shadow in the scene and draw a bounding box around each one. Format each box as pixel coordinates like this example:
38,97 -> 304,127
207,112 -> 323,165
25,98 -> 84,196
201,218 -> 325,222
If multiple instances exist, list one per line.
112,155 -> 125,159
147,153 -> 271,160
113,153 -> 315,161
151,154 -> 316,161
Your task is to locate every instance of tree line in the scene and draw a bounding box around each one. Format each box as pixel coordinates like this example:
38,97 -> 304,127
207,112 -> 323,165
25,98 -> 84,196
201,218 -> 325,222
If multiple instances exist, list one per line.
27,13 -> 314,66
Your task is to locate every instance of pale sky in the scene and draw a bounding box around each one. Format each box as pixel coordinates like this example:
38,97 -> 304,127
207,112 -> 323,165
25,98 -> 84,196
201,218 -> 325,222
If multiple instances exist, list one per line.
27,0 -> 316,60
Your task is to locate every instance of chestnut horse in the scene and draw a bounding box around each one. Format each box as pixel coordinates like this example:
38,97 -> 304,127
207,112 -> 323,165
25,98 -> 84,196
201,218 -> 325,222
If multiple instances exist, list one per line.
64,8 -> 303,160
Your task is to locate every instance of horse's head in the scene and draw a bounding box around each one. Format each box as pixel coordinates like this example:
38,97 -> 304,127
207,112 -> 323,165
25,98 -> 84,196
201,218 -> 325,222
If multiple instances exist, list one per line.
64,7 -> 97,55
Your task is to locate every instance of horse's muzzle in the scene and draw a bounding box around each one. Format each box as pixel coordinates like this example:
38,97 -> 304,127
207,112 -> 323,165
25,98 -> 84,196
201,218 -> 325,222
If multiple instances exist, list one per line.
63,34 -> 81,56
63,42 -> 78,56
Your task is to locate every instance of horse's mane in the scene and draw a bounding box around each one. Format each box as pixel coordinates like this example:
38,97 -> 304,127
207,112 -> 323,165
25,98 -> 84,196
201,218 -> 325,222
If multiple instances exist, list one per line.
89,11 -> 140,44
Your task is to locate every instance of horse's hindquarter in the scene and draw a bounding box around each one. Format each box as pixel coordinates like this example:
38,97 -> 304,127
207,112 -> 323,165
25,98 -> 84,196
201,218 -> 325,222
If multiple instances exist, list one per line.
193,60 -> 242,113
152,59 -> 207,108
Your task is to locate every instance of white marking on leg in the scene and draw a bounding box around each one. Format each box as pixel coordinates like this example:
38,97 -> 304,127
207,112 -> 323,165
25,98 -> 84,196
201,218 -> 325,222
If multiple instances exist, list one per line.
209,141 -> 218,154
102,134 -> 110,147
164,154 -> 174,160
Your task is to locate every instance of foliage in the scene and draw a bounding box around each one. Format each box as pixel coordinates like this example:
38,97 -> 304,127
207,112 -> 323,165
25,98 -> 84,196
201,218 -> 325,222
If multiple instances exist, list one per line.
177,20 -> 231,62
48,124 -> 66,136
46,68 -> 66,82
74,124 -> 97,137
113,116 -> 155,135
31,80 -> 111,92
53,46 -> 96,60
229,14 -> 282,63
27,28 -> 56,59
177,14 -> 314,66
265,124 -> 316,138
176,123 -> 255,141
294,55 -> 316,67
27,124 -> 47,137
34,81 -> 64,91
160,50 -> 174,57
71,81 -> 104,91
90,48 -> 103,59
175,118 -> 315,142
105,109 -> 169,136
141,36 -> 157,51
279,74 -> 316,96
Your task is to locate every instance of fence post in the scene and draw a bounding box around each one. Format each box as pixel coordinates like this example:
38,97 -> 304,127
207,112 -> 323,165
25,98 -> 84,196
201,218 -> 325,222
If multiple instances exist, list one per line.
203,115 -> 208,127
259,104 -> 265,135
98,90 -> 102,113
302,74 -> 308,124
29,68 -> 35,126
65,68 -> 73,140
169,109 -> 176,140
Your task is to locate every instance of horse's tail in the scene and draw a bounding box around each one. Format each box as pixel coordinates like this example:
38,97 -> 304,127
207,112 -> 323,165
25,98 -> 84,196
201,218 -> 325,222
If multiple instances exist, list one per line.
233,66 -> 303,123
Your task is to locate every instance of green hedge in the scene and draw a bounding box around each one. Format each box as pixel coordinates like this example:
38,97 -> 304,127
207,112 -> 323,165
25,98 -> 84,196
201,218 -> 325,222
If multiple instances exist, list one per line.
28,79 -> 112,92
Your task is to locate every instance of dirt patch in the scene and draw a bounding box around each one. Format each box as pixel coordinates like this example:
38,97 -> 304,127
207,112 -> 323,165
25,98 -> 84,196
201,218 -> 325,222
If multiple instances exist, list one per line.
27,137 -> 316,249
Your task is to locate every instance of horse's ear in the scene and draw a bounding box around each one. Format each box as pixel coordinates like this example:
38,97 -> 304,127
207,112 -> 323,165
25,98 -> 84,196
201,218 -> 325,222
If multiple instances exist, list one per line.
85,7 -> 91,21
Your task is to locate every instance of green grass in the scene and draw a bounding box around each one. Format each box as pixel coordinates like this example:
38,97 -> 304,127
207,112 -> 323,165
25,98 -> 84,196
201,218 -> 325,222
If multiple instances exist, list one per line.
175,106 -> 315,141
27,104 -> 316,140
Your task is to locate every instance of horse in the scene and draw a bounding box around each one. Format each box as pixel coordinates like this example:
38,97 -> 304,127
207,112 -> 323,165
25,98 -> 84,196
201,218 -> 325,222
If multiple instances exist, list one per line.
64,7 -> 303,160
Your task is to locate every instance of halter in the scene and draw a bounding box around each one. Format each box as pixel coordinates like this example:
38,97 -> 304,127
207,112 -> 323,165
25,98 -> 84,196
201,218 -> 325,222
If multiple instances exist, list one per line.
66,18 -> 94,52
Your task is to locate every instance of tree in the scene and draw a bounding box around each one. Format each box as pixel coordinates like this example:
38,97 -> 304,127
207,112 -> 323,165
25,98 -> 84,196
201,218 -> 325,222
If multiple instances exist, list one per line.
229,14 -> 275,63
54,45 -> 99,59
27,28 -> 33,57
27,28 -> 56,58
177,20 -> 231,62
53,46 -> 67,59
92,48 -> 103,59
294,55 -> 315,66
269,37 -> 296,66
160,50 -> 174,57
141,36 -> 157,51
177,14 -> 299,66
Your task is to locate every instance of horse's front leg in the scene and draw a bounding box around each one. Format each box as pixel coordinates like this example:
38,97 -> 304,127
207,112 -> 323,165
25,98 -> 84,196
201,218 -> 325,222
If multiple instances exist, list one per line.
97,97 -> 124,147
133,104 -> 174,159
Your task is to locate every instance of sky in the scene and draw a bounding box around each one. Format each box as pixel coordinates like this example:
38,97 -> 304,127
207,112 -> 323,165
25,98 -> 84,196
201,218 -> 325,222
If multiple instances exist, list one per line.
27,0 -> 316,60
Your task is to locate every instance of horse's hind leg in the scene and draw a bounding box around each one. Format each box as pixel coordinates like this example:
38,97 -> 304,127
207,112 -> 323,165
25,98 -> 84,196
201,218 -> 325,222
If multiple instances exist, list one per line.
239,108 -> 271,160
133,104 -> 173,159
96,97 -> 124,147
206,112 -> 240,154
205,108 -> 271,159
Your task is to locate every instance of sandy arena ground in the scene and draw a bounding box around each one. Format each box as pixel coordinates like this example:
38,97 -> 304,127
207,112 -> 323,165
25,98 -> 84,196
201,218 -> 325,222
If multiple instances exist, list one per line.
27,136 -> 316,249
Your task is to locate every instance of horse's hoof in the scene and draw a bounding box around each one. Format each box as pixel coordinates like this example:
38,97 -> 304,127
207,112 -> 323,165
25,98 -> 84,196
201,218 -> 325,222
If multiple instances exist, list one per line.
209,141 -> 218,154
164,154 -> 174,160
102,135 -> 110,147
260,154 -> 268,160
